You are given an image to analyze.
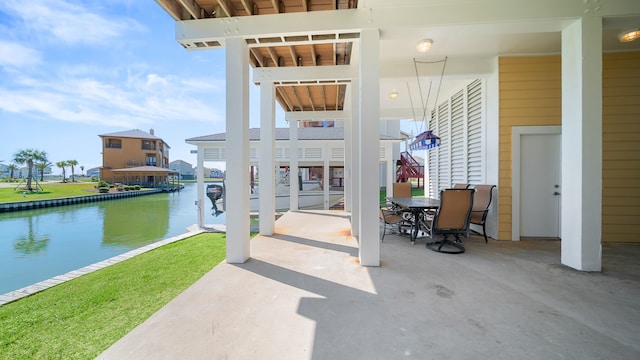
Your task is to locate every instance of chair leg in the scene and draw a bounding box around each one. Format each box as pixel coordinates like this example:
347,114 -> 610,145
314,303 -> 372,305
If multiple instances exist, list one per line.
426,234 -> 465,254
482,223 -> 488,243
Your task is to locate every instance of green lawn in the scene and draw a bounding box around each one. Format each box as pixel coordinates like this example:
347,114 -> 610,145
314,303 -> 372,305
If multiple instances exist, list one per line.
0,232 -> 227,359
0,182 -> 102,203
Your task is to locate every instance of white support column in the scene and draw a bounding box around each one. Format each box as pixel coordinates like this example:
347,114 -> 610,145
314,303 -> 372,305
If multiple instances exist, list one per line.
561,17 -> 602,271
350,77 -> 360,236
259,81 -> 276,235
225,37 -> 250,263
358,28 -> 380,266
386,145 -> 394,197
324,150 -> 330,209
344,117 -> 352,212
289,121 -> 299,211
197,147 -> 205,228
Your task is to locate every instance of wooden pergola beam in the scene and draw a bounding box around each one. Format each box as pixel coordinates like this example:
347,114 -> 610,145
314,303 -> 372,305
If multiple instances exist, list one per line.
320,85 -> 327,110
266,47 -> 280,67
276,87 -> 294,111
239,0 -> 254,15
270,0 -> 280,13
305,86 -> 315,111
290,86 -> 303,111
250,48 -> 265,67
310,44 -> 317,66
289,46 -> 299,65
177,0 -> 203,19
217,0 -> 234,17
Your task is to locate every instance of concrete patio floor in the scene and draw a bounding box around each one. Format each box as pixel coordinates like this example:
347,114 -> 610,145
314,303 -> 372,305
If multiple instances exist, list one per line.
97,210 -> 640,360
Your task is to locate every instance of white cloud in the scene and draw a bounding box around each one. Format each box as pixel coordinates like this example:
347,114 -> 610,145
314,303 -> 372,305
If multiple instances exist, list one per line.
0,68 -> 225,128
0,40 -> 42,68
0,1 -> 227,133
146,73 -> 168,88
0,0 -> 141,45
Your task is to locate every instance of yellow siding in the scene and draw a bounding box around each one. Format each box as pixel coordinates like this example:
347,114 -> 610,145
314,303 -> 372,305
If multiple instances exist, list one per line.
498,55 -> 561,240
602,52 -> 640,243
498,52 -> 640,243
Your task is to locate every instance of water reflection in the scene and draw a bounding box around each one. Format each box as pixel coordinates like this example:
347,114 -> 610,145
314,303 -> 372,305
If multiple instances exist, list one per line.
0,183 -> 225,294
101,196 -> 170,247
14,217 -> 50,256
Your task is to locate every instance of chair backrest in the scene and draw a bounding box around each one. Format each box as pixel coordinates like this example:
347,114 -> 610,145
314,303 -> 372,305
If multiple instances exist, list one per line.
393,182 -> 412,197
452,183 -> 470,189
469,185 -> 496,224
432,189 -> 474,233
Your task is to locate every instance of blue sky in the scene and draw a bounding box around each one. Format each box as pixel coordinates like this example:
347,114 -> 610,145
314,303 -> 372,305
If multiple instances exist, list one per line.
0,0 -> 286,173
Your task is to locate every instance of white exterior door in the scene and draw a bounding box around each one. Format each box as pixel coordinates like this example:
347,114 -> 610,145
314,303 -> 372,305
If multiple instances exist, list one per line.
520,133 -> 561,238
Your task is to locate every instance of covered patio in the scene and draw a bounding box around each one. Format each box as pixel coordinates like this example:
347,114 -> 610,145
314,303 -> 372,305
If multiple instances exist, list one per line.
154,0 -> 640,271
97,210 -> 640,359
110,166 -> 180,188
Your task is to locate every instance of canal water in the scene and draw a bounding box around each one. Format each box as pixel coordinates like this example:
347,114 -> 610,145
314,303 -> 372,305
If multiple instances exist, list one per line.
0,182 -> 225,295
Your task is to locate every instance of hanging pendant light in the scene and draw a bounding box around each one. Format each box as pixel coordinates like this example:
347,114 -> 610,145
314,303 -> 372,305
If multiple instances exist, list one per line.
410,130 -> 441,151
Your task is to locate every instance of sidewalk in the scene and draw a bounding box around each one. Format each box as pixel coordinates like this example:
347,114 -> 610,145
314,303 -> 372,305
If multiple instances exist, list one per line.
97,210 -> 640,360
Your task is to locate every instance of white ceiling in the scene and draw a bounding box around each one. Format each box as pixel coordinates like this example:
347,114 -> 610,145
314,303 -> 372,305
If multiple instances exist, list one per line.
371,4 -> 640,120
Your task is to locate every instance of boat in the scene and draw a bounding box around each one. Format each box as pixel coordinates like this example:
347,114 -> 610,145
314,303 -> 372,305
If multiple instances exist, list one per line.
248,179 -> 343,211
206,183 -> 224,216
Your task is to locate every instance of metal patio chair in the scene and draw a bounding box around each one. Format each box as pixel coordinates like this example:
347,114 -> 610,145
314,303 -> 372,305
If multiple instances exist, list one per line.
425,188 -> 474,254
469,184 -> 496,243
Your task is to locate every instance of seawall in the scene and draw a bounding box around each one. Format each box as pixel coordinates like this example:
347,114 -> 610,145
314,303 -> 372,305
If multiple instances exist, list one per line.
0,189 -> 164,213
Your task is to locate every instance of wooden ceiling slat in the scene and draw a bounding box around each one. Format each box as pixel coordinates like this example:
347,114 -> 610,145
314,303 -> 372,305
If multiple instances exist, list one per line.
333,43 -> 337,65
276,87 -> 294,111
250,48 -> 265,67
310,44 -> 317,66
305,86 -> 315,111
176,0 -> 203,19
266,47 -> 280,67
217,0 -> 234,16
290,87 -> 303,111
170,0 -> 360,114
239,0 -> 254,15
320,85 -> 327,110
270,0 -> 280,13
288,46 -> 298,66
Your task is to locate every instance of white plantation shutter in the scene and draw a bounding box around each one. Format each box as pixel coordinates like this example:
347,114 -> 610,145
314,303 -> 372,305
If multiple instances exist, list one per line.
450,90 -> 466,186
467,79 -> 483,184
428,110 -> 438,198
436,101 -> 450,193
426,79 -> 485,196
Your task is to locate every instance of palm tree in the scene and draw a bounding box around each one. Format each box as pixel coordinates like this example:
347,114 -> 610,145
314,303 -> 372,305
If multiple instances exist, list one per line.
7,164 -> 18,180
68,160 -> 78,182
35,161 -> 52,182
56,161 -> 68,183
13,149 -> 47,190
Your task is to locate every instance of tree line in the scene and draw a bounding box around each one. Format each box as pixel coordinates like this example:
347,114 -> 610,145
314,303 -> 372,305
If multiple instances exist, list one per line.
0,149 -> 83,191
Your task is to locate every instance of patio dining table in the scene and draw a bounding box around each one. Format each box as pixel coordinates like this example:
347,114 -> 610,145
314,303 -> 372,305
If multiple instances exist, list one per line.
387,197 -> 440,244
